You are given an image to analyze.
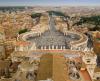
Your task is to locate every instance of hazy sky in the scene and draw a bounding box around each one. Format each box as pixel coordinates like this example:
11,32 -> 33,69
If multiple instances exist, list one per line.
0,0 -> 100,6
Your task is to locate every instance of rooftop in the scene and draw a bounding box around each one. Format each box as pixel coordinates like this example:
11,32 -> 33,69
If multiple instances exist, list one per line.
94,66 -> 100,72
0,60 -> 11,69
37,54 -> 53,80
37,54 -> 71,81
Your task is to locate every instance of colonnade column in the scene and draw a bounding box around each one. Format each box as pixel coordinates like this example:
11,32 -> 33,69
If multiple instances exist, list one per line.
52,45 -> 54,50
41,46 -> 43,50
63,46 -> 65,50
61,46 -> 63,50
56,45 -> 58,49
48,45 -> 50,50
44,46 -> 46,50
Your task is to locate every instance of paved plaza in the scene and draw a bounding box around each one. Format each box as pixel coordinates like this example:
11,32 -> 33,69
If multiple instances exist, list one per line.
26,15 -> 80,49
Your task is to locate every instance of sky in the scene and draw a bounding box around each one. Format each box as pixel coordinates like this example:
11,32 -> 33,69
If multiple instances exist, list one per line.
0,0 -> 100,6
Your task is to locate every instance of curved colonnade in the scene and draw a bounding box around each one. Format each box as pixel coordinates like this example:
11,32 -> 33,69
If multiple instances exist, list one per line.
18,30 -> 88,51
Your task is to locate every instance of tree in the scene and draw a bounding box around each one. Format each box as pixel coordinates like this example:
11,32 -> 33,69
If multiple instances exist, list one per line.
31,13 -> 41,18
73,15 -> 100,31
18,29 -> 28,34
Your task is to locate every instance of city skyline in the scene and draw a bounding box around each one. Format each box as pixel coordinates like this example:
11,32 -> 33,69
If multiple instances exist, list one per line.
0,0 -> 100,6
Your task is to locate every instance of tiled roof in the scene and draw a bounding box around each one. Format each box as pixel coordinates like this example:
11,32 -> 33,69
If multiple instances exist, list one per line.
37,54 -> 72,81
53,54 -> 70,81
15,41 -> 30,46
37,54 -> 53,80
0,60 -> 11,69
94,66 -> 100,72
80,70 -> 92,81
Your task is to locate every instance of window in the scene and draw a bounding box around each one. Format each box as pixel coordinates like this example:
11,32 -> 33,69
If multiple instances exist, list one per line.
86,59 -> 90,63
97,77 -> 100,80
87,60 -> 90,63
